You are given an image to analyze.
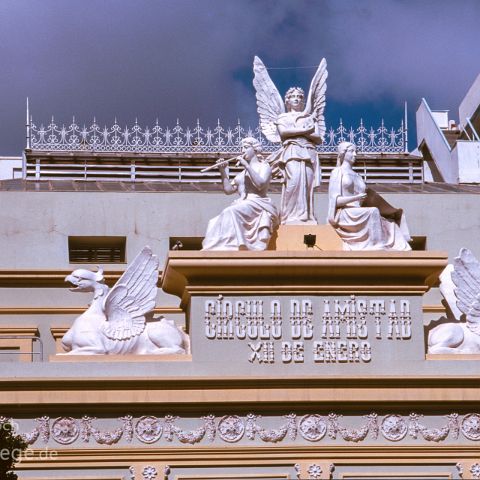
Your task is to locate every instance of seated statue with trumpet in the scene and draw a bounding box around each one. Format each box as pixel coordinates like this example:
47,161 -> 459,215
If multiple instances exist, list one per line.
202,136 -> 279,251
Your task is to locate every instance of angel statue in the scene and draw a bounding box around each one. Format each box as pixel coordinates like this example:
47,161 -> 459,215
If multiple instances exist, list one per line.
428,248 -> 480,354
61,246 -> 190,355
253,56 -> 327,225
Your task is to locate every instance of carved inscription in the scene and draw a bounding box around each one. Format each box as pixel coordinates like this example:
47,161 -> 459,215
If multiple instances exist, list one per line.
204,295 -> 413,364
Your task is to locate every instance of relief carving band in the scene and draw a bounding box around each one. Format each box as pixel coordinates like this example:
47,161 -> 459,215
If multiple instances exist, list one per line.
328,142 -> 411,250
6,412 -> 476,447
253,56 -> 327,225
202,295 -> 412,364
202,137 -> 279,251
61,246 -> 190,355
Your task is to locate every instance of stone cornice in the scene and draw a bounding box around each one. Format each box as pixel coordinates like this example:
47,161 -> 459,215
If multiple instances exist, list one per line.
0,270 -> 124,287
1,375 -> 479,410
161,251 -> 448,305
0,307 -> 181,314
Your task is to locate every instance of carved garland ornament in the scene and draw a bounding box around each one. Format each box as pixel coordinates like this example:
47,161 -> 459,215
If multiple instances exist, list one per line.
1,412 -> 478,446
246,414 -> 297,443
408,413 -> 459,442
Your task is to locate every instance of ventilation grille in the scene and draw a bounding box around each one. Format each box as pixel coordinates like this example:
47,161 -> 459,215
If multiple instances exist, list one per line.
68,236 -> 126,263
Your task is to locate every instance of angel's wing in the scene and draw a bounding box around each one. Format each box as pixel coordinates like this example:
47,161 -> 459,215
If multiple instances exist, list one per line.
102,246 -> 159,341
451,248 -> 480,328
253,56 -> 284,143
304,58 -> 328,140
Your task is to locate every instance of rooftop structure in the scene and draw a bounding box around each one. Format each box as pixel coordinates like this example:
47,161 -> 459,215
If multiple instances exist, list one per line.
417,73 -> 480,183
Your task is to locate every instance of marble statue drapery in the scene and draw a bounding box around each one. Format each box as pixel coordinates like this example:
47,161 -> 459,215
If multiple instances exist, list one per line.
202,150 -> 279,251
328,166 -> 411,251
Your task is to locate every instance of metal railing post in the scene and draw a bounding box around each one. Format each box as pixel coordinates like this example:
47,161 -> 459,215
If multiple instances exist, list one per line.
466,117 -> 480,142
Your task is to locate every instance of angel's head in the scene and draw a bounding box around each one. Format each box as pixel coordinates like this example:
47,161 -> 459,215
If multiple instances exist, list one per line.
337,141 -> 357,167
284,87 -> 305,112
241,136 -> 263,157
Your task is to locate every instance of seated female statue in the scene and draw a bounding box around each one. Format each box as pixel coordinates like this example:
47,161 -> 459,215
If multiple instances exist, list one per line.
327,141 -> 411,251
202,137 -> 279,251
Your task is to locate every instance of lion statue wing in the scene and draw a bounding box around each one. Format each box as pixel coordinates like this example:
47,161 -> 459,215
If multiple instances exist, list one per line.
451,248 -> 480,331
253,56 -> 284,143
303,58 -> 328,140
102,246 -> 159,341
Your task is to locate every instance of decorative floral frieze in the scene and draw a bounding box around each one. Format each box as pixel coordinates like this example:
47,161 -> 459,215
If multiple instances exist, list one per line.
2,412 -> 479,447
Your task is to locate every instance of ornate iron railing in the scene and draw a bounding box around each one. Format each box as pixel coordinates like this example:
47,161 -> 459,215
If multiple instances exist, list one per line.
28,118 -> 407,154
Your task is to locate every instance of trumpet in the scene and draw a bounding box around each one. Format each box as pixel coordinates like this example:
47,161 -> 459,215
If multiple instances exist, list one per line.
200,155 -> 243,173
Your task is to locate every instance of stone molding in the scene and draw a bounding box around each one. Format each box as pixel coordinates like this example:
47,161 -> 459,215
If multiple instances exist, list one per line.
1,375 -> 480,406
0,307 -> 182,314
161,251 -> 448,305
0,270 -> 124,287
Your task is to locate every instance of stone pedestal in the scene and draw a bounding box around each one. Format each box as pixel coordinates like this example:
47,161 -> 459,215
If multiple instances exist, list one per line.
268,224 -> 343,251
162,250 -> 447,375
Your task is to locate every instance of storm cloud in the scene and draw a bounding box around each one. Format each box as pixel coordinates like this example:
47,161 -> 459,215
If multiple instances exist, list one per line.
0,0 -> 479,154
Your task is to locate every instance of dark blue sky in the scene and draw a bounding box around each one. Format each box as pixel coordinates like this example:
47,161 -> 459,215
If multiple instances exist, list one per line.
1,0 -> 479,155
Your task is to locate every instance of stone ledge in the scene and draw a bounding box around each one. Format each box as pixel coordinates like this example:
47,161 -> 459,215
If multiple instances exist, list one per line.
161,250 -> 448,304
49,354 -> 192,362
426,354 -> 480,360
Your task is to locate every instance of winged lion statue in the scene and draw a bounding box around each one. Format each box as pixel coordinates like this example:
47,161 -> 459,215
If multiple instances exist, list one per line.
428,248 -> 480,354
61,246 -> 189,355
